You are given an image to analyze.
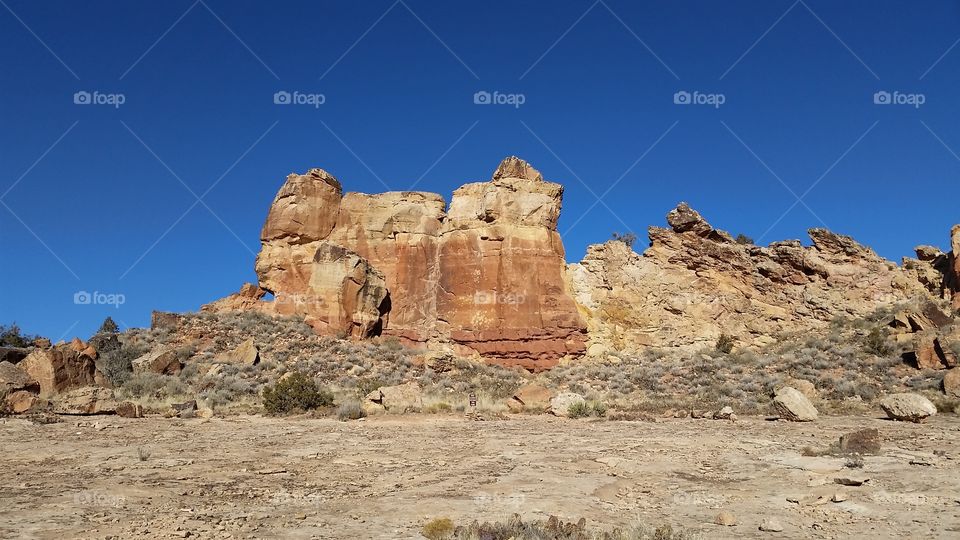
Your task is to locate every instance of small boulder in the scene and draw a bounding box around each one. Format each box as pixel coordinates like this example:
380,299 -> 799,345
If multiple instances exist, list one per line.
879,393 -> 937,423
215,338 -> 260,365
4,390 -> 46,413
943,369 -> 960,398
363,382 -> 423,414
506,384 -> 553,413
774,378 -> 817,399
713,406 -> 737,420
132,349 -> 182,375
549,392 -> 587,417
774,386 -> 818,422
759,518 -> 784,532
838,428 -> 881,455
115,401 -> 144,418
715,511 -> 736,526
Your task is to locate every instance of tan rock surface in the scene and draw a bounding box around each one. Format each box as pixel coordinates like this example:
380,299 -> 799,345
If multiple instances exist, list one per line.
18,345 -> 103,398
569,204 -> 938,352
132,349 -> 182,375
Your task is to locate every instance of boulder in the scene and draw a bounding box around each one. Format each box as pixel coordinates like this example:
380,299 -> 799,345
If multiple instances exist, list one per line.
215,338 -> 260,366
362,382 -> 423,414
0,361 -> 39,393
4,390 -> 46,414
52,387 -> 120,415
879,393 -> 937,423
132,349 -> 182,375
838,428 -> 881,455
18,345 -> 103,398
774,378 -> 817,400
713,406 -> 737,421
915,334 -> 950,370
506,384 -> 553,413
773,387 -> 818,422
115,401 -> 144,418
944,369 -> 960,398
549,392 -> 586,417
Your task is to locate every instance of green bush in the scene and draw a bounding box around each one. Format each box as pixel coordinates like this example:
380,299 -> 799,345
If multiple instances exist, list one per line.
0,323 -> 36,348
261,372 -> 332,415
734,233 -> 754,245
611,232 -> 637,248
97,316 -> 119,334
862,327 -> 892,356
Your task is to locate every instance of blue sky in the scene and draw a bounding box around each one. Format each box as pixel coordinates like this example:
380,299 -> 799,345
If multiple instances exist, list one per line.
1,0 -> 959,339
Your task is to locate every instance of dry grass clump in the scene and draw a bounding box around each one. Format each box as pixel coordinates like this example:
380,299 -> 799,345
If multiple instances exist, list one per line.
422,514 -> 697,540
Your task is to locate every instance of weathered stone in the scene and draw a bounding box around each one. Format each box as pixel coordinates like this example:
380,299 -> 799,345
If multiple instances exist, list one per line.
715,511 -> 736,526
215,338 -> 260,366
759,518 -> 784,532
115,401 -> 144,418
4,390 -> 45,414
0,361 -> 39,393
774,378 -> 817,400
838,428 -> 881,455
132,349 -> 182,375
362,382 -> 423,414
549,392 -> 586,417
879,393 -> 937,423
18,345 -> 103,398
773,387 -> 818,422
944,369 -> 960,398
506,384 -> 553,413
951,225 -> 960,309
915,334 -> 950,370
52,387 -> 119,415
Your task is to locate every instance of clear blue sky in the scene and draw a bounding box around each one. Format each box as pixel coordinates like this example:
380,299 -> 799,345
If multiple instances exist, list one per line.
2,0 -> 958,340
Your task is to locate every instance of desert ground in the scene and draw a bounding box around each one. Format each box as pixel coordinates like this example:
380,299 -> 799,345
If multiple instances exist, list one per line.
2,413 -> 958,540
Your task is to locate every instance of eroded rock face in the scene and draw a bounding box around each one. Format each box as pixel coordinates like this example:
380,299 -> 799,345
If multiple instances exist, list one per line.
207,157 -> 586,369
569,204 -> 937,352
18,345 -> 104,398
951,225 -> 960,309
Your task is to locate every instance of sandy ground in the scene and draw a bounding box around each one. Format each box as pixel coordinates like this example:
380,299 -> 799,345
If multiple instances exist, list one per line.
1,413 -> 959,539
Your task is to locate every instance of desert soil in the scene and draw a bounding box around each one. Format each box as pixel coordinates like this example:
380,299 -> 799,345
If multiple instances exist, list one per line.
1,414 -> 959,539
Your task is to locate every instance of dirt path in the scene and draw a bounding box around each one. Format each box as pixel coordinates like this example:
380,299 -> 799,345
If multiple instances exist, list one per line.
1,414 -> 958,539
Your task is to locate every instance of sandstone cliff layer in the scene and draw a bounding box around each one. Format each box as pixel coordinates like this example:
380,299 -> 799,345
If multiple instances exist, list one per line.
206,157 -> 587,370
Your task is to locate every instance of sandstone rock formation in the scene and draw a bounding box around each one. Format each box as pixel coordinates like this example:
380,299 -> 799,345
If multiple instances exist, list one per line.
206,157 -> 586,370
215,338 -> 260,366
0,361 -> 39,394
549,392 -> 586,417
952,225 -> 960,309
569,203 -> 940,351
18,344 -> 105,398
506,383 -> 553,413
773,386 -> 818,422
132,349 -> 182,375
362,382 -> 423,415
880,393 -> 937,422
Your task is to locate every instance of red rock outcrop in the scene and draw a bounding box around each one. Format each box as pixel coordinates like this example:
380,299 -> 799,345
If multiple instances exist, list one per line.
206,157 -> 586,370
951,225 -> 960,309
18,344 -> 106,398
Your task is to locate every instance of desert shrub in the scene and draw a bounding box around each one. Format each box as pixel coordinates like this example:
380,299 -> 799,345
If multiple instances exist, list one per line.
434,514 -> 695,540
715,334 -> 735,354
862,327 -> 892,356
611,232 -> 637,248
0,323 -> 36,348
734,233 -> 754,245
97,339 -> 152,387
122,372 -> 187,399
97,316 -> 119,334
0,391 -> 11,418
421,518 -> 455,540
261,372 -> 332,415
844,456 -> 864,469
568,400 -> 606,419
337,399 -> 365,421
